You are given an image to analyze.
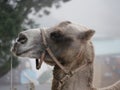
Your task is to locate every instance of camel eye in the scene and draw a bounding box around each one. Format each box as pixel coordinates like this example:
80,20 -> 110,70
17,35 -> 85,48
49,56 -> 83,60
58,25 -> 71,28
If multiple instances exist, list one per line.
17,33 -> 27,44
50,31 -> 63,43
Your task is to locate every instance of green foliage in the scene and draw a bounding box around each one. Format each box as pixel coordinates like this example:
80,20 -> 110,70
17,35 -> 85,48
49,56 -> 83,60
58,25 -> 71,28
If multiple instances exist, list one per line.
0,0 -> 70,77
0,1 -> 21,77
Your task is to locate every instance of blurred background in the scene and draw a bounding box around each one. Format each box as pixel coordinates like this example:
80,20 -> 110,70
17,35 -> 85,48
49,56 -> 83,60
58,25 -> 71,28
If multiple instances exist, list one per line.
0,0 -> 120,90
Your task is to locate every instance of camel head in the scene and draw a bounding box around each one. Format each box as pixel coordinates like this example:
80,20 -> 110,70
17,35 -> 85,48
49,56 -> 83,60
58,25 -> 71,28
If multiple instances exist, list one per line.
11,21 -> 95,66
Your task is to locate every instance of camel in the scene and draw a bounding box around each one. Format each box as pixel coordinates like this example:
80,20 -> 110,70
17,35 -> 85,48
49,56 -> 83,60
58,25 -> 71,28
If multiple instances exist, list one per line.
11,21 -> 120,90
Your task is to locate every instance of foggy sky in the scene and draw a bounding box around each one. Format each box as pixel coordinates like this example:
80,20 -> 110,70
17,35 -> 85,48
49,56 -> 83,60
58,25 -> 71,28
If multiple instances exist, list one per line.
32,0 -> 120,39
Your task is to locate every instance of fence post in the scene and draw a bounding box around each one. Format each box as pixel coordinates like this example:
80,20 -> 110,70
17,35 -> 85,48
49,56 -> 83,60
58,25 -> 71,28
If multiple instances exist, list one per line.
30,83 -> 35,90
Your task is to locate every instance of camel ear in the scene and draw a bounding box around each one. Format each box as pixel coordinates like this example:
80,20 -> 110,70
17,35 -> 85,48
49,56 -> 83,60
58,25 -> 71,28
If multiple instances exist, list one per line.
78,29 -> 95,40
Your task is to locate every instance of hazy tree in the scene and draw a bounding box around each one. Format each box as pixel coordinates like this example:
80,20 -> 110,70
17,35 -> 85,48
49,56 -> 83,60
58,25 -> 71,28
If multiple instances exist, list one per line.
0,0 -> 70,77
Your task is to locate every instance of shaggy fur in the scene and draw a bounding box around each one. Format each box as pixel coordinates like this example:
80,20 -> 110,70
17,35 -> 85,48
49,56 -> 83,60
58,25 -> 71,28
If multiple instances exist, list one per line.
11,21 -> 120,90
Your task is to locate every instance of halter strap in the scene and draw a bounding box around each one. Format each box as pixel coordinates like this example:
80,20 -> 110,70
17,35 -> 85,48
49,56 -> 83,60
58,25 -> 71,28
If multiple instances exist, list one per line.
36,28 -> 88,90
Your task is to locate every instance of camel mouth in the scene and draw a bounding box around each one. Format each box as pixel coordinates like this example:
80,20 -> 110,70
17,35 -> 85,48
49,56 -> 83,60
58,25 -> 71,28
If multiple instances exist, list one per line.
16,48 -> 33,56
12,46 -> 35,56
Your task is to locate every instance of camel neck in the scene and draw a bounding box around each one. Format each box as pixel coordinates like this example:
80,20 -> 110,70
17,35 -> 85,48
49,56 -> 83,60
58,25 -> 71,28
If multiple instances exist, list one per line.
52,63 -> 96,90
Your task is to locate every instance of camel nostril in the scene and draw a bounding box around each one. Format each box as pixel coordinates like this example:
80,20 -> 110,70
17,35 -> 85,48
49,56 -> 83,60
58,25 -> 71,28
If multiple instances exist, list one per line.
17,33 -> 27,44
11,42 -> 18,53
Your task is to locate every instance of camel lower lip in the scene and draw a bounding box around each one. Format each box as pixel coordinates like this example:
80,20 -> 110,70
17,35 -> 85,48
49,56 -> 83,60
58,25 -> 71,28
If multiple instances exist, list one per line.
16,47 -> 35,56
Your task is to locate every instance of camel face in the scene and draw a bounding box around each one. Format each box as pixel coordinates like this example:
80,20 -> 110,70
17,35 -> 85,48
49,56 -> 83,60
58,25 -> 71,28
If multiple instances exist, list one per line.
11,21 -> 95,66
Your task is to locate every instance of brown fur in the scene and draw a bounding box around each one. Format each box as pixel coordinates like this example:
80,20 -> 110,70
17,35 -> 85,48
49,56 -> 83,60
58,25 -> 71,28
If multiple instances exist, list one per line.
12,21 -> 120,90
